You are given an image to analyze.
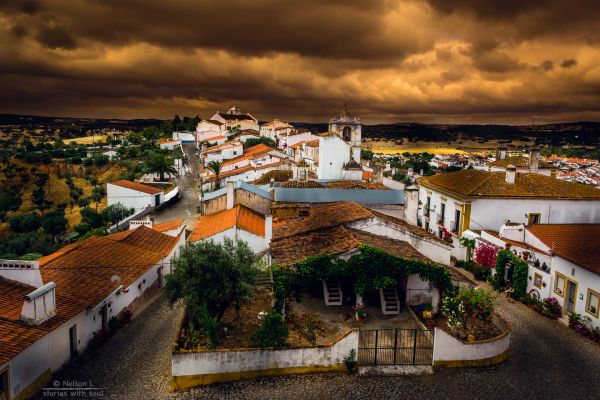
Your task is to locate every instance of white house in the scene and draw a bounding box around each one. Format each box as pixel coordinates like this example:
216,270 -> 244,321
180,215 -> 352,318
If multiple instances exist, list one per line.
159,138 -> 182,151
209,105 -> 259,133
188,203 -> 272,254
0,226 -> 184,400
317,106 -> 362,180
203,141 -> 244,165
107,180 -> 164,212
480,223 -> 600,328
269,201 -> 452,313
411,168 -> 600,260
489,147 -> 554,176
172,131 -> 196,143
260,119 -> 293,141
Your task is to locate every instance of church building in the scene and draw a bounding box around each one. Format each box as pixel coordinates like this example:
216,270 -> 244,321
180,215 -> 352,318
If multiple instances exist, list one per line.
317,105 -> 363,180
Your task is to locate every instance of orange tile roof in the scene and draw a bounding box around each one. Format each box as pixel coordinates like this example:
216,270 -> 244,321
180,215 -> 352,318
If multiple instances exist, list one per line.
40,226 -> 179,309
491,156 -> 553,169
110,180 -> 163,195
270,225 -> 429,266
0,277 -> 89,365
273,202 -> 374,240
152,219 -> 185,233
306,139 -> 320,147
483,230 -> 550,255
189,205 -> 265,242
526,224 -> 600,274
419,170 -> 600,200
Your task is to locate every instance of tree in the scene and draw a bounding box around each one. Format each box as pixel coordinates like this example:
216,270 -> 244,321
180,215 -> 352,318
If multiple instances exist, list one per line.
142,151 -> 177,181
243,137 -> 276,149
42,209 -> 68,236
250,310 -> 288,348
101,203 -> 134,225
361,149 -> 374,161
206,160 -> 222,189
0,192 -> 22,218
90,186 -> 106,211
9,212 -> 42,233
165,238 -> 258,322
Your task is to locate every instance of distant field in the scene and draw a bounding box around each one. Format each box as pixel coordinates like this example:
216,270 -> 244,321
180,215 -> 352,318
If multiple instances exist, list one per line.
63,135 -> 108,145
364,138 -> 532,155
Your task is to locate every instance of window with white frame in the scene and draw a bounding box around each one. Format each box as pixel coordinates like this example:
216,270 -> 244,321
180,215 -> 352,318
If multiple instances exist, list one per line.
586,289 -> 599,317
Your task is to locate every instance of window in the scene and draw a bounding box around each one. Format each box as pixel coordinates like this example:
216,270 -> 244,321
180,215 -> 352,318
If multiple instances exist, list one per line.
528,213 -> 541,225
533,273 -> 542,288
586,289 -> 600,317
425,197 -> 431,216
342,126 -> 352,141
554,273 -> 566,297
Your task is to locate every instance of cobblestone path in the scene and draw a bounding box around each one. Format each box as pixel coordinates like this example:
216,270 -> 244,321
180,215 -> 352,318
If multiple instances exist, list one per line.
41,292 -> 600,400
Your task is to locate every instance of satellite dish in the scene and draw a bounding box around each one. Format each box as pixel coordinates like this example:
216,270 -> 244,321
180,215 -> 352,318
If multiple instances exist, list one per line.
111,275 -> 121,284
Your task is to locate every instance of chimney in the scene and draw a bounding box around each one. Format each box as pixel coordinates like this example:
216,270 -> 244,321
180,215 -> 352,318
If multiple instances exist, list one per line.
21,282 -> 57,325
264,214 -> 273,244
497,145 -> 507,160
0,259 -> 43,288
226,181 -> 235,209
529,146 -> 540,174
505,164 -> 516,184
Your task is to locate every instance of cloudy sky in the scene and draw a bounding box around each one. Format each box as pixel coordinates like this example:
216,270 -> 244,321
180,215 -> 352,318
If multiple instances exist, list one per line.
1,0 -> 599,123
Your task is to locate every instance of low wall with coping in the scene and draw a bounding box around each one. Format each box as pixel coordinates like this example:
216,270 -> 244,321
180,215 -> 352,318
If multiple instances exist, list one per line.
432,313 -> 510,367
171,329 -> 358,391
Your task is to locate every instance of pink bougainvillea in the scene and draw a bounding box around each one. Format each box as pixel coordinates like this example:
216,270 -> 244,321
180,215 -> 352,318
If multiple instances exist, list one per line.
474,242 -> 499,269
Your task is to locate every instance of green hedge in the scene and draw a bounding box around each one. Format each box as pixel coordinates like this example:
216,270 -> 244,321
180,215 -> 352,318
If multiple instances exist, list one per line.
493,249 -> 528,298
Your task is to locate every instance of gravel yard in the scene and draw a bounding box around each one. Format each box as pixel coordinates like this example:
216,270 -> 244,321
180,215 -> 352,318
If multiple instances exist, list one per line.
39,291 -> 600,400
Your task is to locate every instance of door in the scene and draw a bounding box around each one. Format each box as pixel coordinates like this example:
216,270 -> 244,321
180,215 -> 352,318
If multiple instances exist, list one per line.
101,304 -> 109,334
154,194 -> 161,206
157,267 -> 164,288
69,325 -> 78,358
566,280 -> 577,313
0,368 -> 8,400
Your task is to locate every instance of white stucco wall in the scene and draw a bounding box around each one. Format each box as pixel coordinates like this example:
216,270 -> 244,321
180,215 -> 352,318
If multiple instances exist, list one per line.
406,274 -> 441,311
548,256 -> 600,329
348,217 -> 452,265
432,314 -> 510,365
172,330 -> 358,381
468,198 -> 600,231
107,184 -> 163,212
317,135 -> 350,180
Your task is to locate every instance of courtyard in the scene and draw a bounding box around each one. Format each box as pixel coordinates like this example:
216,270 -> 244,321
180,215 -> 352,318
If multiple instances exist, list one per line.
36,289 -> 600,400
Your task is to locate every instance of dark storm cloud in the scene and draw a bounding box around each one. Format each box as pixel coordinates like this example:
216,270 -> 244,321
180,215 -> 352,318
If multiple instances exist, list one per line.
0,0 -> 599,122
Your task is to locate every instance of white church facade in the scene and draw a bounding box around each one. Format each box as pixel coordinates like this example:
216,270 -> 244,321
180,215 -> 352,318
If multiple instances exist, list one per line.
317,106 -> 363,180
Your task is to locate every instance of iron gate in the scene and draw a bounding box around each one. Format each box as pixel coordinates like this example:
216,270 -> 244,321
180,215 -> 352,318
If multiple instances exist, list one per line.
358,328 -> 434,366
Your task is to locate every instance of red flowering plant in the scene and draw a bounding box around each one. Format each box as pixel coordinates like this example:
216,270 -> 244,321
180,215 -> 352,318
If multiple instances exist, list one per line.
441,227 -> 452,242
474,242 -> 499,269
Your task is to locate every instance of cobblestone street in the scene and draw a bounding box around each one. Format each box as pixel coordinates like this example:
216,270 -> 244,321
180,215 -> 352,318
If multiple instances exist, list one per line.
41,293 -> 600,400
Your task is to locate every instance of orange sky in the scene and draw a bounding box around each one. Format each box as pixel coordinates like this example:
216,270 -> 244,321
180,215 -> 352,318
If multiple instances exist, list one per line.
1,0 -> 599,123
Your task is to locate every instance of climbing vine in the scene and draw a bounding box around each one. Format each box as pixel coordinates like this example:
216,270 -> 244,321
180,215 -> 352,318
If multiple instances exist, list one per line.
493,249 -> 528,298
274,244 -> 455,300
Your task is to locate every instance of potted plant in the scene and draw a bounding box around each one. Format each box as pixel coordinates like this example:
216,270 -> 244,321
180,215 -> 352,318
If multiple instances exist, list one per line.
343,348 -> 358,374
353,305 -> 367,325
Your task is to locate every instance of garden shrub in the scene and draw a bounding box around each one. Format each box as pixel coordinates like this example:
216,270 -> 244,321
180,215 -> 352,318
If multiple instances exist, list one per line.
343,349 -> 358,374
542,298 -> 562,319
296,312 -> 325,345
474,242 -> 498,269
250,309 -> 288,348
512,258 -> 528,298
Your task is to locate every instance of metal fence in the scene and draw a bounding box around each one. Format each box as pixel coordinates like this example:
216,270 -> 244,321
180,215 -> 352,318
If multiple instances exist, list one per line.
358,328 -> 434,366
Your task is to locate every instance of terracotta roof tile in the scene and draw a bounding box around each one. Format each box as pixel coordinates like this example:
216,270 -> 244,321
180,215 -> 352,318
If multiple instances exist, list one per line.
419,170 -> 600,200
189,205 -> 265,242
270,226 -> 429,266
280,180 -> 325,188
526,224 -> 600,274
152,219 -> 185,233
109,180 -> 163,195
273,202 -> 374,240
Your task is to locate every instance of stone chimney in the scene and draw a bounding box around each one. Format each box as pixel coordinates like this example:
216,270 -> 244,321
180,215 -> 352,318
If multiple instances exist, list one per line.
505,164 -> 516,184
529,146 -> 540,174
226,181 -> 235,209
21,282 -> 57,325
